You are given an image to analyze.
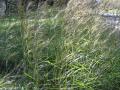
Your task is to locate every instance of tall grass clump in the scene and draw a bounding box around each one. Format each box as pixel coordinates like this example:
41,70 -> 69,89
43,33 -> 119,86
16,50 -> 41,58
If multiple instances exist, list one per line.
62,0 -> 120,89
0,0 -> 120,90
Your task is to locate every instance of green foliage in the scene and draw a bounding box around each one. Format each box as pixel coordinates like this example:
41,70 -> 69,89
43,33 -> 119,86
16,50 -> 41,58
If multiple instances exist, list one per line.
0,5 -> 120,90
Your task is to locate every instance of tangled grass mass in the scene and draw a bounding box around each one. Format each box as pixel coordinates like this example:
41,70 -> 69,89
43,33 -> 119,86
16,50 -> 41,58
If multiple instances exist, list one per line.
0,0 -> 120,90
